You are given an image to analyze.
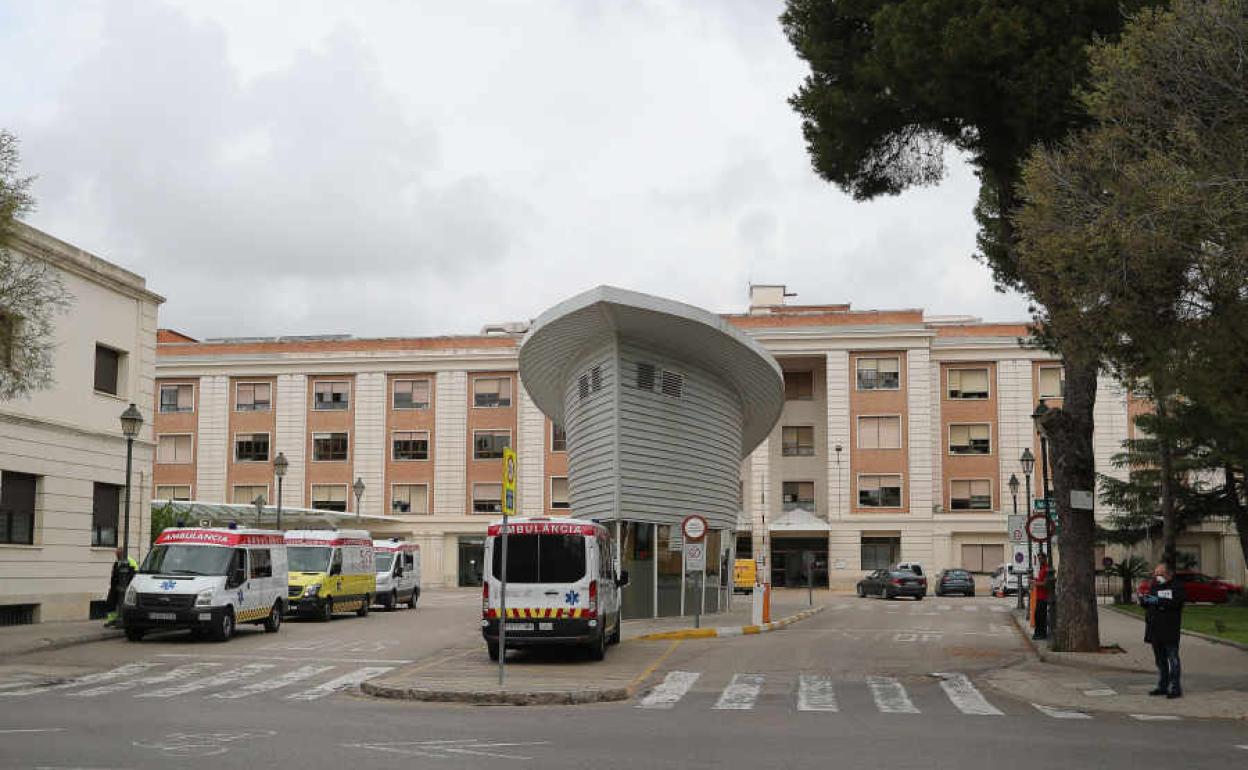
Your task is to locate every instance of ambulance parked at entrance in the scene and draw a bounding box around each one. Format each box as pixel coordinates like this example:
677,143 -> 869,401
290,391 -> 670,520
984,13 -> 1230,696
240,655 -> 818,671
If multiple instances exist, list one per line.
372,539 -> 420,610
122,527 -> 287,642
481,518 -> 627,661
285,530 -> 376,620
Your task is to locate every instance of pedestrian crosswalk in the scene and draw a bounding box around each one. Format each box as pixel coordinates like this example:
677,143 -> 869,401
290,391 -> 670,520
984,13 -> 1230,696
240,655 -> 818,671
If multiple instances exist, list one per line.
636,670 -> 1170,722
0,660 -> 394,703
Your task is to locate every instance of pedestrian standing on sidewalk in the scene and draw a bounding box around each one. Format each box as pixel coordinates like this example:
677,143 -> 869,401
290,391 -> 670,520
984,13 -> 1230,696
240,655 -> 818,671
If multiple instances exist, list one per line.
105,547 -> 138,626
1032,553 -> 1051,640
1142,562 -> 1185,699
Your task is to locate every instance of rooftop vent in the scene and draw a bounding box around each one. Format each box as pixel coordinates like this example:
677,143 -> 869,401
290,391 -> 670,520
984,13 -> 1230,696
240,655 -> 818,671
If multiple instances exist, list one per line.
480,321 -> 531,336
749,284 -> 796,313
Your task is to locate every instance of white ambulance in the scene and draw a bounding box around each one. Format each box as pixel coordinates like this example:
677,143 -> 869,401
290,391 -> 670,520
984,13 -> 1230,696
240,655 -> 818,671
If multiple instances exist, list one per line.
372,539 -> 420,610
284,529 -> 376,620
481,518 -> 627,661
122,527 -> 288,642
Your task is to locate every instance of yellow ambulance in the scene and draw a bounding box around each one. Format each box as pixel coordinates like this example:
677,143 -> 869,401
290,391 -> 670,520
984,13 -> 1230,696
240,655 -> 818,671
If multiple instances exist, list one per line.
284,529 -> 376,621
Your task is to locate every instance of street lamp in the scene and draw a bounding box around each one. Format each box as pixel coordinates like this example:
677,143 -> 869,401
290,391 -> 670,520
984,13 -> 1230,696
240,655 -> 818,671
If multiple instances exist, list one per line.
118,403 -> 144,559
1020,448 -> 1036,601
273,452 -> 288,530
353,477 -> 366,521
1009,473 -> 1022,609
1031,400 -> 1054,563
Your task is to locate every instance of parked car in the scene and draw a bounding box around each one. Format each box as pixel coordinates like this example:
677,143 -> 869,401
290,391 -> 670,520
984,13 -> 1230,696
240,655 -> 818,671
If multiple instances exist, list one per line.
989,564 -> 1026,596
893,562 -> 927,596
934,569 -> 976,597
857,569 -> 926,600
1137,571 -> 1244,604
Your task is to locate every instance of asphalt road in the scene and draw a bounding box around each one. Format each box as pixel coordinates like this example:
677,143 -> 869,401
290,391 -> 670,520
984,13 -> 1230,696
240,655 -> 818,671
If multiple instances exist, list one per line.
1,591 -> 1245,769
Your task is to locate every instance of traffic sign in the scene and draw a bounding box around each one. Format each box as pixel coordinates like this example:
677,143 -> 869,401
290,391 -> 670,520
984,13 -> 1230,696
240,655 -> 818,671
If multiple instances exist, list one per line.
501,447 -> 517,515
1033,498 -> 1054,514
681,514 -> 707,542
1026,513 -> 1053,543
1007,514 -> 1026,543
684,541 -> 706,571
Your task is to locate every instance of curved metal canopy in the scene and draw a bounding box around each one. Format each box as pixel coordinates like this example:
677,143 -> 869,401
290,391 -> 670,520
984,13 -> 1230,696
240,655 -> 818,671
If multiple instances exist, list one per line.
519,286 -> 784,457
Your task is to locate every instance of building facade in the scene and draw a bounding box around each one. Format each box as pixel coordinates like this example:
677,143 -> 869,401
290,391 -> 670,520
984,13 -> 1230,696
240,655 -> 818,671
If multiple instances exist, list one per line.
1,223 -> 162,623
153,286 -> 1247,592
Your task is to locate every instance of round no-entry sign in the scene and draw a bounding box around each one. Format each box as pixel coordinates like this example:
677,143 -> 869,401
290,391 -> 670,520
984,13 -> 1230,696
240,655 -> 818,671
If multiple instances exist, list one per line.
681,514 -> 708,542
1027,514 -> 1053,543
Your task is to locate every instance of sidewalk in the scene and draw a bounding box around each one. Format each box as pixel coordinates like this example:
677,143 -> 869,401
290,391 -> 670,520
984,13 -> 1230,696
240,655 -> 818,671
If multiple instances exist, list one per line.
988,604 -> 1248,719
622,591 -> 820,640
0,620 -> 120,660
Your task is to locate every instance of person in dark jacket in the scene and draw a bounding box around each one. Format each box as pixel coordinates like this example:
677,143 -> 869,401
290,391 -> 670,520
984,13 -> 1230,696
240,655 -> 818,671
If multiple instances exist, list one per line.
105,548 -> 138,626
1142,562 -> 1185,698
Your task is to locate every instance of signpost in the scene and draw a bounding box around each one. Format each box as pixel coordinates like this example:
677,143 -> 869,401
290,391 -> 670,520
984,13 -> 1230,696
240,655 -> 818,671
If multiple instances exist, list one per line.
1007,514 -> 1026,544
1026,513 -> 1053,543
498,447 -> 517,686
682,515 -> 707,628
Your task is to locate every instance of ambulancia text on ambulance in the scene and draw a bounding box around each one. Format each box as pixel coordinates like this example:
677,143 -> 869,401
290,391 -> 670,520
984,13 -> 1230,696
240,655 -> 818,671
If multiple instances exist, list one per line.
285,529 -> 376,620
122,526 -> 287,642
481,517 -> 627,661
372,539 -> 420,610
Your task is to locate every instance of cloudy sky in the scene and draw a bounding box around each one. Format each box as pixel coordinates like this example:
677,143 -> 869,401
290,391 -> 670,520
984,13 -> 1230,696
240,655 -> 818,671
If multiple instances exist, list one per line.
0,0 -> 1028,338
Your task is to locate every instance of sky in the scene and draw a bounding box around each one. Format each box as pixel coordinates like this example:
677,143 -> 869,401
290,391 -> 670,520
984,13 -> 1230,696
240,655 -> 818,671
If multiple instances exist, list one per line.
0,0 -> 1029,338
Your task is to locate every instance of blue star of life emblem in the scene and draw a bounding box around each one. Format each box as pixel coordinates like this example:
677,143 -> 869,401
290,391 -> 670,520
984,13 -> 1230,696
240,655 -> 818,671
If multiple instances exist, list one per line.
237,589 -> 245,604
564,590 -> 579,605
159,580 -> 177,590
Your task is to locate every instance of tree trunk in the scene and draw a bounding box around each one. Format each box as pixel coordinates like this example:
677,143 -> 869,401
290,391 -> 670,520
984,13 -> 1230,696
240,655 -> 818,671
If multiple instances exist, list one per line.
1041,355 -> 1101,652
1226,465 -> 1248,575
1156,397 -> 1178,568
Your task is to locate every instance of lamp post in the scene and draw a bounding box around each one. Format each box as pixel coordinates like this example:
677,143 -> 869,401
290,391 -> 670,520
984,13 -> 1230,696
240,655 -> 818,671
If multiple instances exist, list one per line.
118,403 -> 144,560
273,452 -> 288,530
1020,448 -> 1036,599
1009,473 -> 1022,609
353,477 -> 366,522
1032,400 -> 1055,641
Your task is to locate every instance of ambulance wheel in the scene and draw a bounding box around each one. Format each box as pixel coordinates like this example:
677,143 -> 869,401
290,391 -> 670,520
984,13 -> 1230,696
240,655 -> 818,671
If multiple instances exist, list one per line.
487,641 -> 500,661
387,590 -> 398,611
587,629 -> 606,661
125,627 -> 144,642
212,609 -> 234,642
263,602 -> 282,633
319,599 -> 334,622
407,588 -> 419,609
356,596 -> 370,617
608,618 -> 621,645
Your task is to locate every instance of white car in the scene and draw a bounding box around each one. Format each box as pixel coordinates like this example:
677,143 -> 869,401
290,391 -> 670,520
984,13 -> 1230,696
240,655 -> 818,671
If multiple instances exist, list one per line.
990,564 -> 1027,596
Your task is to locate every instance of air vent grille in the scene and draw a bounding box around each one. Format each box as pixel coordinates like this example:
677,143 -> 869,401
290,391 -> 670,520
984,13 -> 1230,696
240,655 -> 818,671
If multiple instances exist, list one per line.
636,362 -> 656,391
660,370 -> 684,398
578,373 -> 590,400
590,365 -> 603,392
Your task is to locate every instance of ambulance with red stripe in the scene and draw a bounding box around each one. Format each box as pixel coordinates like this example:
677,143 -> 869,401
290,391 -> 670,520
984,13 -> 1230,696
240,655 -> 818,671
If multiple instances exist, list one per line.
481,517 -> 628,661
284,530 -> 376,620
122,527 -> 287,642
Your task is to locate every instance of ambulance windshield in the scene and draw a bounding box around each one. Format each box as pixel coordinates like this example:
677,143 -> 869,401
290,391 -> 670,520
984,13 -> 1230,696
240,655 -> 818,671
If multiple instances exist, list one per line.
287,546 -> 332,573
375,552 -> 394,572
492,534 -> 585,583
140,545 -> 233,576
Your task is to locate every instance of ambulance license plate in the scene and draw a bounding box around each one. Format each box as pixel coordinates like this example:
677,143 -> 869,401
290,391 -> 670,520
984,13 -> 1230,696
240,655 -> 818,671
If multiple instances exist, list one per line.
148,612 -> 176,620
504,622 -> 533,632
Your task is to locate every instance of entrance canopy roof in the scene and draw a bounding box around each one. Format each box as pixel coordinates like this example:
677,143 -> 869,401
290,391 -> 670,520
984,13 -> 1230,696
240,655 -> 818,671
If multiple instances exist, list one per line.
151,499 -> 392,531
519,286 -> 784,456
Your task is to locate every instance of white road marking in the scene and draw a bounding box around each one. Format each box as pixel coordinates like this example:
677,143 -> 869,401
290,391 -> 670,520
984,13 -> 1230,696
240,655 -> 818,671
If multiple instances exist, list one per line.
0,663 -> 157,697
932,673 -> 1003,716
155,652 -> 413,664
1032,703 -> 1092,720
796,675 -> 837,712
136,663 -> 274,698
1083,688 -> 1117,697
637,671 -> 699,709
285,666 -> 394,701
0,728 -> 66,733
133,730 -> 276,758
712,674 -> 765,710
72,663 -> 221,698
1236,745 -> 1248,751
962,606 -> 979,612
1130,714 -> 1181,721
990,606 -> 1011,613
866,676 -> 919,714
937,604 -> 953,611
345,739 -> 551,761
208,664 -> 336,699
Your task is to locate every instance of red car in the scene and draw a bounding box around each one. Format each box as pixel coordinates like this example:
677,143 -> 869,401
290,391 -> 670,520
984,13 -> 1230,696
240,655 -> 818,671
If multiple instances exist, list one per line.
1137,571 -> 1244,604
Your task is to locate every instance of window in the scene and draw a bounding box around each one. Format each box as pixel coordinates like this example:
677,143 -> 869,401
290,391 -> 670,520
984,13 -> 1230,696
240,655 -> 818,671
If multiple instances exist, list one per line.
0,312 -> 15,370
234,433 -> 270,463
550,477 -> 570,509
551,422 -> 567,452
312,432 -> 349,462
782,481 -> 815,511
781,426 -> 815,457
232,485 -> 268,505
392,431 -> 429,461
858,475 -> 903,508
473,430 -> 511,460
858,416 -> 902,450
91,482 -> 121,547
391,484 -> 429,514
393,379 -> 430,410
950,479 -> 993,510
949,424 -> 992,455
311,485 -> 347,512
159,384 -> 194,413
156,434 -> 193,464
313,380 -> 350,410
249,549 -> 273,579
784,371 -> 814,400
94,344 -> 123,395
236,382 -> 272,412
856,357 -> 900,390
861,536 -> 900,570
472,482 -> 502,513
473,377 -> 511,408
0,471 -> 36,545
1039,366 -> 1065,399
155,485 -> 191,501
492,533 -> 586,583
947,368 -> 990,399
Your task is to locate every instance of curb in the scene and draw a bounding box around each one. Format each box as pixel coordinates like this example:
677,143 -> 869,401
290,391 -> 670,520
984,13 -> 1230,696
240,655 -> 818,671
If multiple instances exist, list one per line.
360,679 -> 632,706
0,628 -> 122,661
633,605 -> 825,641
1007,609 -> 1042,661
1105,604 -> 1248,652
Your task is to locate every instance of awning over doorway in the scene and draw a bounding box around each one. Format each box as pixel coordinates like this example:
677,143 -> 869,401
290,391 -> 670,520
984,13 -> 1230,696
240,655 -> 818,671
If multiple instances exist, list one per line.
769,507 -> 830,532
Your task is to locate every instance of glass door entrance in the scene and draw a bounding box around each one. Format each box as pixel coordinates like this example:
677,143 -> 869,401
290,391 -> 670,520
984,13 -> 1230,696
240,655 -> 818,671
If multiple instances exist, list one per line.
457,537 -> 484,586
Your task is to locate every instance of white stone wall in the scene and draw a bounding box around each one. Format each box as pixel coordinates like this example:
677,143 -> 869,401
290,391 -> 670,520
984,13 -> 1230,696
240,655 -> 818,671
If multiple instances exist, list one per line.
1093,374 -> 1131,517
906,348 -> 933,518
517,384 -> 545,515
824,350 -> 851,520
274,374 -> 307,507
749,437 -> 770,565
996,360 -> 1033,512
194,375 -> 228,504
433,371 -> 468,515
352,372 -> 386,516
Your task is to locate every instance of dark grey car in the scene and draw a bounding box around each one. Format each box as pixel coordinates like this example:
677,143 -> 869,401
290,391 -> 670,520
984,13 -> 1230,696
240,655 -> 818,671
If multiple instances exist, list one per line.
856,569 -> 926,600
935,568 -> 976,597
